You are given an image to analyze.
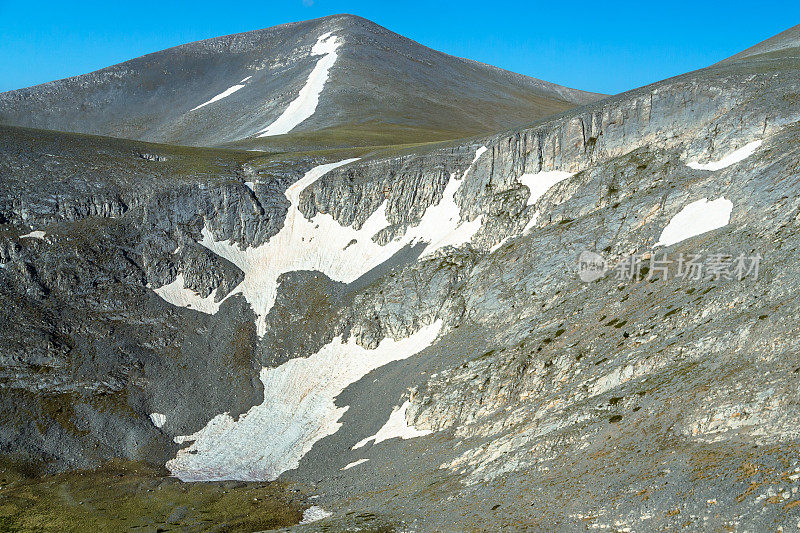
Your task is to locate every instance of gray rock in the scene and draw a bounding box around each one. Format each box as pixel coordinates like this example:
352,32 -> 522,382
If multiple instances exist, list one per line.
0,19 -> 799,533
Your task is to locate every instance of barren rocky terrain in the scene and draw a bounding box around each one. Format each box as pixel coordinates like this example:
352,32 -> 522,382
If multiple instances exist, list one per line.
0,14 -> 799,532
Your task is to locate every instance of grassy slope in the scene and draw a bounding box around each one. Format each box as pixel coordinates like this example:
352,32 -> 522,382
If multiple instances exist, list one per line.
220,87 -> 582,154
0,123 -> 461,179
0,460 -> 303,532
222,122 -> 470,154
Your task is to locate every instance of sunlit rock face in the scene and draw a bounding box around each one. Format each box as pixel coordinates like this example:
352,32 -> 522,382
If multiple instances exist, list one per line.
1,15 -> 800,533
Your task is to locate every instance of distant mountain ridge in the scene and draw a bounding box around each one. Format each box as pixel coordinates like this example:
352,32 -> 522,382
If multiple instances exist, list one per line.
2,16 -> 800,533
0,14 -> 605,150
719,23 -> 800,63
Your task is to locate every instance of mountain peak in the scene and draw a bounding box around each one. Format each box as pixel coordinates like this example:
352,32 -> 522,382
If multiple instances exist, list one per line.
0,15 -> 604,150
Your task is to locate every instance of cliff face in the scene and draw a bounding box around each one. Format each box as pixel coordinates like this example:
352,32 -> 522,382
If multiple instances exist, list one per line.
1,26 -> 800,532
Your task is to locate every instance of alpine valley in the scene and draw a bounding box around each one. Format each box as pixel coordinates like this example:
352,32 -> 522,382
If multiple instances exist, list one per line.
1,14 -> 799,532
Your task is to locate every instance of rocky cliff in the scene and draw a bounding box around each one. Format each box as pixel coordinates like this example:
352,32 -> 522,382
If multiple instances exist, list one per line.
0,20 -> 799,532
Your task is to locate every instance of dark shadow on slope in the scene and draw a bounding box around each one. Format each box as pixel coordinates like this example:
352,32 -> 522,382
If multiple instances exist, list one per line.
287,319 -> 490,491
343,241 -> 427,298
256,241 -> 427,368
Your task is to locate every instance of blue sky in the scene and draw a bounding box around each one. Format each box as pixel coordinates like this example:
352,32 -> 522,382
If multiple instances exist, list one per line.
0,1 -> 798,94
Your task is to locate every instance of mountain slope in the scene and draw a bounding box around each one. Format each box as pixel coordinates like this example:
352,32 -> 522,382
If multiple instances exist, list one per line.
2,19 -> 800,533
0,14 -> 603,150
719,22 -> 800,63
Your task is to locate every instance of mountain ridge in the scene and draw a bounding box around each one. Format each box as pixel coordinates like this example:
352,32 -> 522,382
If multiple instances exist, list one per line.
719,22 -> 800,63
1,18 -> 799,532
0,14 -> 605,150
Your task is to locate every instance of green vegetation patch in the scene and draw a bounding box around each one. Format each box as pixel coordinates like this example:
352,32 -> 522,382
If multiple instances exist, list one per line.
0,459 -> 303,532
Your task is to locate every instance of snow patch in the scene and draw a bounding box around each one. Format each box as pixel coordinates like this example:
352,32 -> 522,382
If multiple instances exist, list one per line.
413,171 -> 483,259
190,79 -> 250,111
352,401 -> 432,449
200,149 -> 485,336
257,33 -> 340,137
149,413 -> 166,428
301,506 -> 331,524
655,197 -> 733,247
522,211 -> 540,234
410,145 -> 486,258
166,321 -> 442,481
20,230 -> 46,240
340,458 -> 369,471
489,236 -> 511,253
199,158 -> 369,334
152,273 -> 238,314
518,170 -> 574,206
687,140 -> 762,171
488,165 -> 569,253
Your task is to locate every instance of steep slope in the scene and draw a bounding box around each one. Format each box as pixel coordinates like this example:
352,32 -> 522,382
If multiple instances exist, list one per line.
0,14 -> 603,150
1,21 -> 800,532
719,22 -> 800,63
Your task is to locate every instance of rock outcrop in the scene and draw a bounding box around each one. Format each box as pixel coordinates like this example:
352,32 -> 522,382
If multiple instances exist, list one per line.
1,19 -> 799,533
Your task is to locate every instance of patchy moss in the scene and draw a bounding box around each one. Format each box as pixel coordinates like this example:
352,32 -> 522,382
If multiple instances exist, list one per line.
478,350 -> 496,360
224,121 -> 472,155
39,394 -> 88,438
0,460 -> 303,532
88,390 -> 137,419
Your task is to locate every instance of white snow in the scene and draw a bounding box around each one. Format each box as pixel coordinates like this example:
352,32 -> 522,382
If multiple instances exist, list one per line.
199,149 -> 485,336
257,33 -> 341,137
149,413 -> 166,428
166,320 -> 442,481
655,197 -> 733,247
20,230 -> 46,240
412,172 -> 484,259
340,458 -> 369,470
244,181 -> 256,192
411,145 -> 486,259
152,273 -> 238,314
352,401 -> 432,449
300,506 -> 331,524
489,236 -> 511,253
190,76 -> 252,111
687,140 -> 762,171
522,211 -> 540,234
199,158 -> 362,334
518,170 -> 575,206
487,166 -> 569,253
